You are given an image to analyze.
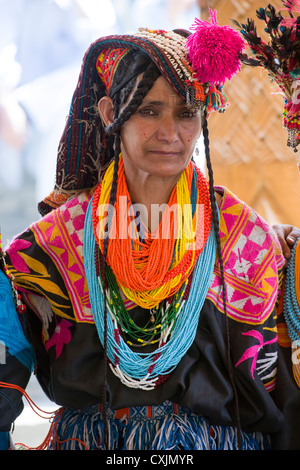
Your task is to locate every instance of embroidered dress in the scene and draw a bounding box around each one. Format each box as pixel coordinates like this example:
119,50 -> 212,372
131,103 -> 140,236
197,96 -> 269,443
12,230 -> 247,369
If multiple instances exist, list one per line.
0,186 -> 285,450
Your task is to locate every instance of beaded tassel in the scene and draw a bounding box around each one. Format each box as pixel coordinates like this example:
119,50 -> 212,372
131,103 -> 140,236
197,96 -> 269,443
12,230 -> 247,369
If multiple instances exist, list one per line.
284,101 -> 300,152
284,238 -> 300,343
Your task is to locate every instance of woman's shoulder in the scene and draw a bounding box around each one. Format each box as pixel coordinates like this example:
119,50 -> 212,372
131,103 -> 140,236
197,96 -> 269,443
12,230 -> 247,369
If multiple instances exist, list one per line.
216,185 -> 284,271
5,189 -> 94,323
38,189 -> 93,225
207,186 -> 285,323
6,189 -> 92,259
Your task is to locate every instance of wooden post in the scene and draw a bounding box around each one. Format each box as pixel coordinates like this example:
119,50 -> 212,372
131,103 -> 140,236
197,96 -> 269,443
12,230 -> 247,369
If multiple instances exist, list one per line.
197,0 -> 210,19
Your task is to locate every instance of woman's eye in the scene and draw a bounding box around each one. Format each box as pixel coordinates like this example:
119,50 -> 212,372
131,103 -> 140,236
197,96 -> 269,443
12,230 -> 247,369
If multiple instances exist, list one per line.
138,108 -> 156,116
179,110 -> 198,119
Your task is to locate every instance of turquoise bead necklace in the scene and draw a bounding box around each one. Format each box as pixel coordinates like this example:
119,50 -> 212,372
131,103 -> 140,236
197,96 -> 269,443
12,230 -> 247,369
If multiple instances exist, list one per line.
284,238 -> 300,343
96,249 -> 190,348
84,197 -> 217,390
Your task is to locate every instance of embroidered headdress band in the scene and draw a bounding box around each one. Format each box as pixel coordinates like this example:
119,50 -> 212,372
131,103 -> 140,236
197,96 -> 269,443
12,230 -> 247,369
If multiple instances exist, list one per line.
95,30 -> 205,108
96,22 -> 244,110
96,48 -> 130,95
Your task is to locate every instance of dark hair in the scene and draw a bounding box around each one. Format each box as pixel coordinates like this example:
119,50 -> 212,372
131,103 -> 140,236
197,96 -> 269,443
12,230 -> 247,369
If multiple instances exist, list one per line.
202,113 -> 242,448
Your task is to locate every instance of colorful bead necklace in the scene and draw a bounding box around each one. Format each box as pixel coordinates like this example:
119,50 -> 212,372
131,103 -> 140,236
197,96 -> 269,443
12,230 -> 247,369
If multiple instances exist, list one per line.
92,155 -> 212,310
96,252 -> 191,347
85,158 -> 216,389
284,238 -> 300,343
85,198 -> 216,389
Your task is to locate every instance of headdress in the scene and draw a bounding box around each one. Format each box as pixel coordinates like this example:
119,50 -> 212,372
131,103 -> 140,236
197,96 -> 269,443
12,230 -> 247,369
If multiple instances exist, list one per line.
38,10 -> 244,214
235,1 -> 300,152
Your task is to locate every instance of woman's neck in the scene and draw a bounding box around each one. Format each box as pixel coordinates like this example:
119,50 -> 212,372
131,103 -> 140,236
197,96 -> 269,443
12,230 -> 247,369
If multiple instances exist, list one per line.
125,172 -> 180,230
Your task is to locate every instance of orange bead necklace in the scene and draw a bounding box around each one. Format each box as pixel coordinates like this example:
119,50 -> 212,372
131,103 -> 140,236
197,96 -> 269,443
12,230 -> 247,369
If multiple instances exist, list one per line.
92,155 -> 212,309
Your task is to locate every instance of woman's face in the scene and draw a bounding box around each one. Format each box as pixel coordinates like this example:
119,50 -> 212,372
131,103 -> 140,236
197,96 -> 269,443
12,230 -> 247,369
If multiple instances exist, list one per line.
119,76 -> 202,181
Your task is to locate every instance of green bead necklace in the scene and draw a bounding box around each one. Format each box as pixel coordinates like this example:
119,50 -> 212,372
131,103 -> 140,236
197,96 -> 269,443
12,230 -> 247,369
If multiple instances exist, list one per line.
97,247 -> 189,348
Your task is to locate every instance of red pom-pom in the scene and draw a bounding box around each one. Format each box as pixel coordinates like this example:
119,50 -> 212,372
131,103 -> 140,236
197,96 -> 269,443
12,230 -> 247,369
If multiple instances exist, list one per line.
186,9 -> 244,85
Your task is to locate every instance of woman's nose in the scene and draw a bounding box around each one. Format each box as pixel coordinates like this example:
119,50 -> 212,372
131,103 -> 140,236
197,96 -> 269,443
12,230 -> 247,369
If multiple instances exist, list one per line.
156,116 -> 179,142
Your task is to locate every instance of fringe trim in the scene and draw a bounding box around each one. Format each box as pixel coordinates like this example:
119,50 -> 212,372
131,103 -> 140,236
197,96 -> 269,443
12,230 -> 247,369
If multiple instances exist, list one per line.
47,403 -> 270,451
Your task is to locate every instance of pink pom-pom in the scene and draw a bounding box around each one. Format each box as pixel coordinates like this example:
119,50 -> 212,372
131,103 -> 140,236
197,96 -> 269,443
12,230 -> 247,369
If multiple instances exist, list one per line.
186,9 -> 244,85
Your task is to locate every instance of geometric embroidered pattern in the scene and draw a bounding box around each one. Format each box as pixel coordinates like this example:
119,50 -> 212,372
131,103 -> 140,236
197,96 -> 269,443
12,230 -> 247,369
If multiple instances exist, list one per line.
8,186 -> 284,330
31,191 -> 94,323
207,187 -> 285,324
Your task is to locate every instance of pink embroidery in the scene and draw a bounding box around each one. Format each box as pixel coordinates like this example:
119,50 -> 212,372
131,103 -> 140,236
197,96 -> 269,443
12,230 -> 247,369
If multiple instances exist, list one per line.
45,319 -> 72,358
7,239 -> 32,273
235,330 -> 277,378
207,187 -> 284,324
31,191 -> 93,323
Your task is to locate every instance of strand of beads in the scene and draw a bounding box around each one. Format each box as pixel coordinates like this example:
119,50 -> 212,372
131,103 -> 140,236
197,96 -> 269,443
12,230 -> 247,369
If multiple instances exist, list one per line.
284,238 -> 300,343
84,195 -> 217,390
99,250 -> 190,348
92,156 -> 212,310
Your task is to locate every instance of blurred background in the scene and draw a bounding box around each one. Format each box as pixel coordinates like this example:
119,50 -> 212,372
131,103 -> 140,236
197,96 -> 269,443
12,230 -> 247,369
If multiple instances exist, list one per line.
1,0 -> 299,448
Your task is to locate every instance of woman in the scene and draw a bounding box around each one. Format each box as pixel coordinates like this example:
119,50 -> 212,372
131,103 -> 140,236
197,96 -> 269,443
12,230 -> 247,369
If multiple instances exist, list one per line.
0,12 -> 295,450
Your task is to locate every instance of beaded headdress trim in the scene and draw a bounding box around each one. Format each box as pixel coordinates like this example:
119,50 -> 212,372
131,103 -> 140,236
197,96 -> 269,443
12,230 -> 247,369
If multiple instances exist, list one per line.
134,28 -> 207,110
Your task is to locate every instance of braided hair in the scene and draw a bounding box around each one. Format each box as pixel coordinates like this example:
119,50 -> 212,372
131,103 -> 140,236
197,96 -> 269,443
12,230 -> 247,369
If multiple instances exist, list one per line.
202,113 -> 242,448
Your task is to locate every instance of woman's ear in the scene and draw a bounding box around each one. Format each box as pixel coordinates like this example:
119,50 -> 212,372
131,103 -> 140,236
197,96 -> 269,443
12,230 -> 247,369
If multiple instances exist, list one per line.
98,96 -> 114,127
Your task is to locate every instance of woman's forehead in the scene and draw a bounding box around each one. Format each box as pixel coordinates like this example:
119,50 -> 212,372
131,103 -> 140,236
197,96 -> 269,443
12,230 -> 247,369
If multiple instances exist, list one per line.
121,74 -> 185,111
141,76 -> 186,106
